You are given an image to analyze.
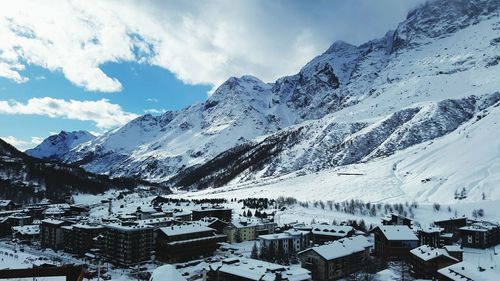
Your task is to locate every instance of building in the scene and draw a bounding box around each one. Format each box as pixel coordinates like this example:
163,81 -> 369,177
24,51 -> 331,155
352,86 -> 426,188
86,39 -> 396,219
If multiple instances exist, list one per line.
41,219 -> 70,250
434,217 -> 467,236
311,224 -> 355,244
437,261 -> 500,281
409,245 -> 459,279
203,258 -> 311,281
156,224 -> 226,263
199,217 -> 229,234
12,225 -> 40,242
458,220 -> 500,248
259,229 -> 310,257
62,224 -> 103,256
298,236 -> 372,281
134,206 -> 158,220
0,200 -> 16,211
418,227 -> 444,247
192,207 -> 232,223
381,213 -> 412,227
68,204 -> 90,217
102,223 -> 154,266
443,245 -> 463,262
371,225 -> 418,260
224,219 -> 276,243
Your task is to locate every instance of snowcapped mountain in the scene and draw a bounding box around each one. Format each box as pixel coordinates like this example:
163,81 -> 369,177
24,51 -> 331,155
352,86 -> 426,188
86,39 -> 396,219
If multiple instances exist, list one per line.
26,130 -> 95,160
39,0 -> 500,203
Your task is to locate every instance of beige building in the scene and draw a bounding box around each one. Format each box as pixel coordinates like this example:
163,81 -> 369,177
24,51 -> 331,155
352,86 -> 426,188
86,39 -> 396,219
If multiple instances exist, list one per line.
224,219 -> 276,243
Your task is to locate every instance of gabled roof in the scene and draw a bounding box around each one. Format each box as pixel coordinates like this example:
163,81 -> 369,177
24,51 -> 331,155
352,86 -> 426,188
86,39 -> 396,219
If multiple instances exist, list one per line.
374,225 -> 418,241
299,235 -> 371,260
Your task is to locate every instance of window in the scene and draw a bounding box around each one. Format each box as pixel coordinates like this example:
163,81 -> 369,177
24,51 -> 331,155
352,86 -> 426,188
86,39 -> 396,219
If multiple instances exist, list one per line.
468,235 -> 473,243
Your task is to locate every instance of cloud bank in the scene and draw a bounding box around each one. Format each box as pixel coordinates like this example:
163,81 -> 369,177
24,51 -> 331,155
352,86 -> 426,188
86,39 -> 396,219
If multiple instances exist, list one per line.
0,97 -> 139,129
0,0 -> 425,93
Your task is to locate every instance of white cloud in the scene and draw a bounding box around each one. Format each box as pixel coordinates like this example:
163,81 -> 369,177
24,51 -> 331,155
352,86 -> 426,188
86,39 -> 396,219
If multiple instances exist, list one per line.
0,135 -> 43,151
0,97 -> 139,129
0,0 -> 425,93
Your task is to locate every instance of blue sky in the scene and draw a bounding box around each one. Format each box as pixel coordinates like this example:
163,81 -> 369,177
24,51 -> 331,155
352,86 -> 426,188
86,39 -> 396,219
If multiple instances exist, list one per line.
0,63 -> 211,148
0,0 -> 425,150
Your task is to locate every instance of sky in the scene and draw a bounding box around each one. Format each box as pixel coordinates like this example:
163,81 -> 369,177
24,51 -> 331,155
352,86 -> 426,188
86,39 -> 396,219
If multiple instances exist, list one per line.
0,0 -> 426,151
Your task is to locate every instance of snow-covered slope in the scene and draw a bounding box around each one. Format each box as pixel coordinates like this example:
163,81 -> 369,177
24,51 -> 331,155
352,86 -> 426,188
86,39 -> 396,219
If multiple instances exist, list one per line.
26,130 -> 95,159
180,97 -> 500,204
48,0 -> 500,203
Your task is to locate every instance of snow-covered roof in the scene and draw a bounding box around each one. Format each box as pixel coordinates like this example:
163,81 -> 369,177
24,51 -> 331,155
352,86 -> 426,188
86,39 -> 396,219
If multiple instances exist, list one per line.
0,200 -> 12,207
72,223 -> 103,230
459,221 -> 499,232
419,226 -> 444,234
299,235 -> 371,260
410,245 -> 458,262
259,229 -> 309,240
375,225 -> 418,241
41,218 -> 65,225
205,258 -> 310,281
12,225 -> 40,235
160,224 -> 215,236
104,223 -> 152,232
150,264 -> 186,281
438,261 -> 500,281
311,224 -> 353,237
443,245 -> 463,252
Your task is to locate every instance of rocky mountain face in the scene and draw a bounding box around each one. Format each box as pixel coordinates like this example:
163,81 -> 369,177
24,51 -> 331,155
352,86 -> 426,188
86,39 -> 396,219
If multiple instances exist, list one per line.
25,130 -> 95,159
30,0 -> 500,193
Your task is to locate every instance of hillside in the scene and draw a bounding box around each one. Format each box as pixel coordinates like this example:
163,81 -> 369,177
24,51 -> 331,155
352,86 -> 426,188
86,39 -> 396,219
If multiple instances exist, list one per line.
0,138 -> 168,203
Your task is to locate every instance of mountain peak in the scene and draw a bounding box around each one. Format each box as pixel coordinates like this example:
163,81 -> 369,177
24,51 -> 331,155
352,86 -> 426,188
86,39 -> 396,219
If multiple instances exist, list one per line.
25,130 -> 96,160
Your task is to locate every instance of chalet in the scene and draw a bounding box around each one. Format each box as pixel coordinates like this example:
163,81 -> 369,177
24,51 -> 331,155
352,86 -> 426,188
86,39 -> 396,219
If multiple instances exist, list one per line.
458,220 -> 500,248
434,217 -> 467,236
298,236 -> 372,281
418,227 -> 444,247
437,261 -> 500,281
259,229 -> 310,257
192,207 -> 232,223
0,200 -> 16,211
311,224 -> 355,244
102,223 -> 154,266
156,224 -> 226,263
41,219 -> 70,250
203,258 -> 311,281
409,245 -> 459,279
62,224 -> 103,256
371,225 -> 418,260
